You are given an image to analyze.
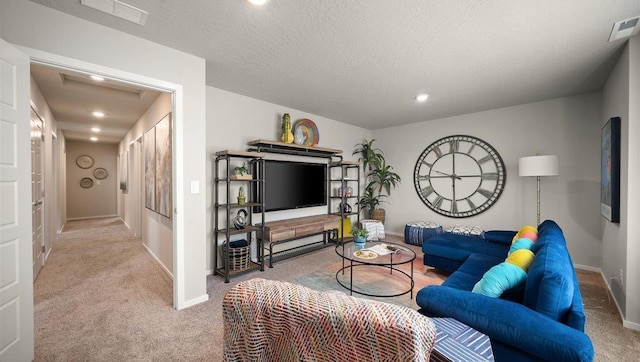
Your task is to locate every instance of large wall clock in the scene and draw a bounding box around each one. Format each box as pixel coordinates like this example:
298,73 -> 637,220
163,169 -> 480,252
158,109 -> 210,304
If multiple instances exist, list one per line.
413,135 -> 506,218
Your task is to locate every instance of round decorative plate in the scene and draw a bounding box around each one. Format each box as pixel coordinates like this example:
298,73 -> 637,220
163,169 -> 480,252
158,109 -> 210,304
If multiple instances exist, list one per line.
76,155 -> 94,169
293,118 -> 319,146
354,250 -> 378,259
80,177 -> 94,189
93,167 -> 108,180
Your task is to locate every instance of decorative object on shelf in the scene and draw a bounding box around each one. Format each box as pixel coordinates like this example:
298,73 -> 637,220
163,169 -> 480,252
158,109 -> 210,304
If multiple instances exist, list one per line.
293,118 -> 319,146
281,113 -> 294,144
294,126 -> 305,145
233,209 -> 248,229
345,186 -> 353,197
232,162 -> 252,180
413,135 -> 505,218
337,217 -> 352,238
519,154 -> 559,225
80,177 -> 94,189
76,155 -> 94,169
353,139 -> 400,224
600,117 -> 620,223
338,202 -> 352,214
351,227 -> 369,248
93,167 -> 108,180
237,186 -> 246,205
222,239 -> 250,270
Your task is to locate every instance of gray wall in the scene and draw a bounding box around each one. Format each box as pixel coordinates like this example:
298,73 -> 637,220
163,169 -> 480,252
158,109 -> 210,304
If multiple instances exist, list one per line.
65,141 -> 118,219
602,36 -> 640,329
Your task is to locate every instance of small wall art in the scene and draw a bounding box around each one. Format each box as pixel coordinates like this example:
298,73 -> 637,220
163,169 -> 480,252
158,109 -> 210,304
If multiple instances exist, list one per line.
601,116 -> 620,223
144,126 -> 156,211
155,113 -> 172,218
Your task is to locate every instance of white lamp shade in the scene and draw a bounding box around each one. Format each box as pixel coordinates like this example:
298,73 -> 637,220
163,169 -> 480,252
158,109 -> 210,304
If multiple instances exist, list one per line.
519,155 -> 559,177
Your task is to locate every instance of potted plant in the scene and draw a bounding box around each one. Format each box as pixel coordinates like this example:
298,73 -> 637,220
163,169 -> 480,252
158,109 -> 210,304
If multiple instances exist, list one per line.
231,162 -> 252,180
353,139 -> 401,223
351,227 -> 369,247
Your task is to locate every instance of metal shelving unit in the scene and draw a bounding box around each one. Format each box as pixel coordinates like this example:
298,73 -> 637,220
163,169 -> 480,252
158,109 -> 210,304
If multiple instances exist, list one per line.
329,160 -> 360,243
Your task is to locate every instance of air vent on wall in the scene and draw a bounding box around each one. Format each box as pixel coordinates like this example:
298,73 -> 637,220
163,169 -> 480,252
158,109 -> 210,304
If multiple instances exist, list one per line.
80,0 -> 148,26
609,16 -> 640,42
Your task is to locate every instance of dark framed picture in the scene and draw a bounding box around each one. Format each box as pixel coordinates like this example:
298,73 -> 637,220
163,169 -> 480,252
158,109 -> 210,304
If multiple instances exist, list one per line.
601,117 -> 620,223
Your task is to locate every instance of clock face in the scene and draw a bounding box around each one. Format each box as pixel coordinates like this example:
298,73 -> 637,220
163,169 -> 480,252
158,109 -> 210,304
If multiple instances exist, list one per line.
413,135 -> 506,218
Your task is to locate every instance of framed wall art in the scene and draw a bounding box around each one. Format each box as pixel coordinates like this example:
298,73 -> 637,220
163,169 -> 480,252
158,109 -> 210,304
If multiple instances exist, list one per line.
155,113 -> 172,218
144,127 -> 156,211
601,116 -> 620,223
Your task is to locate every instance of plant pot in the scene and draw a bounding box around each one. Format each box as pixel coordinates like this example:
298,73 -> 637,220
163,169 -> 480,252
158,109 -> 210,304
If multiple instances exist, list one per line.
369,209 -> 386,224
231,174 -> 252,180
354,237 -> 366,248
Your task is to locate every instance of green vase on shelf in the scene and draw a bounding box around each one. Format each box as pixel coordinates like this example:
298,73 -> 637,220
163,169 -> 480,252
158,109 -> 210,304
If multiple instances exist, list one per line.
281,113 -> 294,144
237,186 -> 246,205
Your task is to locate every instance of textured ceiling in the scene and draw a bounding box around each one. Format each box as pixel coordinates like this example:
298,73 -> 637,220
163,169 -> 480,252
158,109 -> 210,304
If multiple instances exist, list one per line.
31,63 -> 162,143
29,0 -> 640,129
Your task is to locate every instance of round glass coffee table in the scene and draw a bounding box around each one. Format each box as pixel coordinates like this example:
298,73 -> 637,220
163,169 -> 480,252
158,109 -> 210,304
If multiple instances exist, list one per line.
335,241 -> 416,298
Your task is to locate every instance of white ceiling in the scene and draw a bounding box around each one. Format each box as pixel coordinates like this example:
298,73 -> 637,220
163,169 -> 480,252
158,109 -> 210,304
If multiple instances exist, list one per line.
31,63 -> 162,143
29,0 -> 640,130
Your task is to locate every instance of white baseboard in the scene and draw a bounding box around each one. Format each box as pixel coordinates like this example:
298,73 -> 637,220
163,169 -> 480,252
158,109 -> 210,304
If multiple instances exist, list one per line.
574,264 -> 600,272
179,294 -> 209,310
142,243 -> 173,280
592,269 -> 640,331
66,214 -> 120,221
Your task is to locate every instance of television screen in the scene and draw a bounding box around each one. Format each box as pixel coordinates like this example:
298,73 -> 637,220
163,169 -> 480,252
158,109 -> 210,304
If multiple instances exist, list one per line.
258,160 -> 327,212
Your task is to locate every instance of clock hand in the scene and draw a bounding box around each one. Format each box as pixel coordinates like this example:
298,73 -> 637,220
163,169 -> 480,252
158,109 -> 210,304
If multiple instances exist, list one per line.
434,170 -> 462,180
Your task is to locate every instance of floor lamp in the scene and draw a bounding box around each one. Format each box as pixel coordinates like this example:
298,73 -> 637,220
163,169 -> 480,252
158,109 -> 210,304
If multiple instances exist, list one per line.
519,155 -> 559,226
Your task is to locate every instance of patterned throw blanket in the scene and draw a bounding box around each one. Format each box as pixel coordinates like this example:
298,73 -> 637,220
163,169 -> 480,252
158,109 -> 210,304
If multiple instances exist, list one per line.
223,278 -> 436,361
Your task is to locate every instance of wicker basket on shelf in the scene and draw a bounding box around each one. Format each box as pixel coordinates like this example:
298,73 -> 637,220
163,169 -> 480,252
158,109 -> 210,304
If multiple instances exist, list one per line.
222,240 -> 251,271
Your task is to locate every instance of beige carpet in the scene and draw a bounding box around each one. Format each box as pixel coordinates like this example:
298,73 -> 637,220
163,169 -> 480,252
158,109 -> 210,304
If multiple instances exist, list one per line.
34,217 -> 640,361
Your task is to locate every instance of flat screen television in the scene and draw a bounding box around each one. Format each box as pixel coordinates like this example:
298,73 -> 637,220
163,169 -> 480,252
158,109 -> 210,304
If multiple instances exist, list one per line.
256,160 -> 327,212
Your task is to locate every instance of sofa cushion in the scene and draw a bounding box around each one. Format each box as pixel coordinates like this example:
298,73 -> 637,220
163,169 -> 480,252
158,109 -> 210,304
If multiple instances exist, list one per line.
423,233 -> 508,263
472,262 -> 527,298
523,241 -> 574,322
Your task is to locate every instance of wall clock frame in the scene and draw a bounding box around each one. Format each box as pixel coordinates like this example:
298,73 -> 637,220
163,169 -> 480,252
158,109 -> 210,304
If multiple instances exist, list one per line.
413,135 -> 506,218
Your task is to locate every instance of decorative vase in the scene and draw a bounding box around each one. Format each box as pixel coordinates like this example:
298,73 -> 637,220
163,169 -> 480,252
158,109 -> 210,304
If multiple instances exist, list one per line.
370,209 -> 385,224
354,237 -> 366,248
237,186 -> 246,205
281,113 -> 294,144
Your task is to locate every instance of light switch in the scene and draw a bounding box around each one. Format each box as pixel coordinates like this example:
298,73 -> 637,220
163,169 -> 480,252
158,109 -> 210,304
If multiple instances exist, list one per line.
190,181 -> 199,194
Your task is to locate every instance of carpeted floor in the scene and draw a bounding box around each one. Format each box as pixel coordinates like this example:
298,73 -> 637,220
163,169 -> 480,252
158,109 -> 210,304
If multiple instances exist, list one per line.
34,217 -> 640,361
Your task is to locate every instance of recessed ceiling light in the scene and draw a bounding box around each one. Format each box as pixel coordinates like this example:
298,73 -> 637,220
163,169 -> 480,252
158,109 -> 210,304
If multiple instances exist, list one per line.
248,0 -> 269,5
415,94 -> 429,102
90,137 -> 98,142
90,75 -> 105,81
91,127 -> 101,132
92,111 -> 105,118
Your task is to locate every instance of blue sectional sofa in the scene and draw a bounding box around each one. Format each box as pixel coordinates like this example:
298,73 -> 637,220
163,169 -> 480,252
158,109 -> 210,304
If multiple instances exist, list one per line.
416,220 -> 594,361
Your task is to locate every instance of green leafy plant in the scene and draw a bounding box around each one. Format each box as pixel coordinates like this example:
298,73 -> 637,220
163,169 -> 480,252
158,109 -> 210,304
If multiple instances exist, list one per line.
233,162 -> 249,176
353,139 -> 401,212
351,227 -> 369,239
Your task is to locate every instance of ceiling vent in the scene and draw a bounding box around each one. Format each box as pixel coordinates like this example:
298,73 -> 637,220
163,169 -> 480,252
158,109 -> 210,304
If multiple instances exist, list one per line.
609,16 -> 640,42
80,0 -> 148,26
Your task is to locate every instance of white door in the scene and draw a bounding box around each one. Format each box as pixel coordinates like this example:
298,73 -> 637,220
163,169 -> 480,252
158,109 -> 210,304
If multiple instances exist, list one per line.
0,39 -> 35,361
30,107 -> 44,280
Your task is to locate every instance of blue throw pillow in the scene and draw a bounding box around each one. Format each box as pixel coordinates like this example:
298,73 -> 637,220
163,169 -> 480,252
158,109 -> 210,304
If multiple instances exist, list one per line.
472,262 -> 527,298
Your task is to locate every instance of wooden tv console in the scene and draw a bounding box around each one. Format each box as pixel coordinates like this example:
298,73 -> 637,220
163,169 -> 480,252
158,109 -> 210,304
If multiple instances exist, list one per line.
257,214 -> 340,268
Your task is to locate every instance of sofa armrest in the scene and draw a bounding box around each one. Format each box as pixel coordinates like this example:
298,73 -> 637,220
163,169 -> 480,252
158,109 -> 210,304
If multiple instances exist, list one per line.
416,286 -> 594,362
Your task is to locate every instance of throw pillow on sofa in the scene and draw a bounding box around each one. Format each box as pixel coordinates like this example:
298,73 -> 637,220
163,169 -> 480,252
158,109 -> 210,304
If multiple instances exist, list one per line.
472,262 -> 527,298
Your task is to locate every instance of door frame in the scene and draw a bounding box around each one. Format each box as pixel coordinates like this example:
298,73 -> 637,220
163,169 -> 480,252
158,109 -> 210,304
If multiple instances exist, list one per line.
22,46 -> 184,309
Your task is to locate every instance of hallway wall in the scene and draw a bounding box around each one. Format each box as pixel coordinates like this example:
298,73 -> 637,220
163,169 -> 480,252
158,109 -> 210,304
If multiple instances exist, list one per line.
66,141 -> 118,219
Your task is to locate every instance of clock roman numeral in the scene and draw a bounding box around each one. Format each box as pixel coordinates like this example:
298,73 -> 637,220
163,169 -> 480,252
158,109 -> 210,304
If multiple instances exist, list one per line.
466,198 -> 476,210
433,196 -> 444,209
417,174 -> 430,181
420,186 -> 435,197
482,172 -> 499,180
449,140 -> 459,154
477,188 -> 493,199
478,155 -> 493,164
466,144 -> 476,155
451,200 -> 458,213
433,146 -> 443,158
421,160 -> 433,168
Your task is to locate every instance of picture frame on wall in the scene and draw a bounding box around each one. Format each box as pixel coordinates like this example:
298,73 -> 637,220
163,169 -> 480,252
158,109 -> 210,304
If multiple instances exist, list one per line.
601,116 -> 620,223
155,113 -> 172,218
144,127 -> 156,211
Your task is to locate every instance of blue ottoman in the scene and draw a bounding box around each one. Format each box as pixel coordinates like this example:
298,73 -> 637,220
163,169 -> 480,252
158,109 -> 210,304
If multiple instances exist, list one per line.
404,221 -> 443,246
431,317 -> 494,362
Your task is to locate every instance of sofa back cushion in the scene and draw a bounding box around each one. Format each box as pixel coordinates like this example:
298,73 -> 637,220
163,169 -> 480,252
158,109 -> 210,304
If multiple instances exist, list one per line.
523,241 -> 574,322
